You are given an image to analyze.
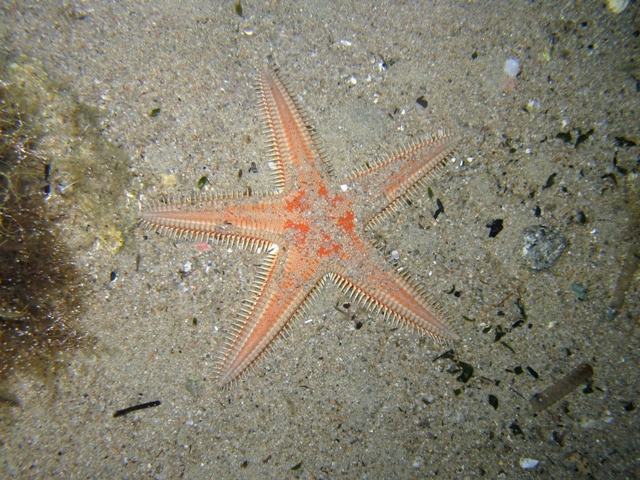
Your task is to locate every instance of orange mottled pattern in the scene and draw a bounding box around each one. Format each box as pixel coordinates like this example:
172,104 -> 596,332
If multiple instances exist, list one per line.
141,67 -> 461,385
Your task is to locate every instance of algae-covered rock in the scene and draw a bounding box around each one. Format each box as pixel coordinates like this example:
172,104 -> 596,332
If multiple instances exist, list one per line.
3,54 -> 137,254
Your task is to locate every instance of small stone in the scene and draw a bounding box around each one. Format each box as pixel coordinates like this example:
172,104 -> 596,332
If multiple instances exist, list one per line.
522,225 -> 566,270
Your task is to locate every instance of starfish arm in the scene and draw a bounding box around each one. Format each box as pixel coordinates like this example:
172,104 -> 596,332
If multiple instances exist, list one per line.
217,245 -> 325,384
331,260 -> 459,343
258,68 -> 332,195
346,131 -> 460,229
140,196 -> 294,244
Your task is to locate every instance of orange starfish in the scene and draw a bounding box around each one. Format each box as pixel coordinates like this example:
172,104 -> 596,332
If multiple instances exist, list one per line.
141,67 -> 460,385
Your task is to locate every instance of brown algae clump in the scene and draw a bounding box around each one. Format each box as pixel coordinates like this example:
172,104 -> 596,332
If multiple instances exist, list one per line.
0,74 -> 82,379
0,53 -> 136,380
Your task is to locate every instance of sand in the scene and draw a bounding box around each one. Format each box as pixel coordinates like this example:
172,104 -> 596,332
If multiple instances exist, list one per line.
0,0 -> 638,478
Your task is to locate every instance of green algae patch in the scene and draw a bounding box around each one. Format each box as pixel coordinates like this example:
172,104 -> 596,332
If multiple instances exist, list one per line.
3,55 -> 137,255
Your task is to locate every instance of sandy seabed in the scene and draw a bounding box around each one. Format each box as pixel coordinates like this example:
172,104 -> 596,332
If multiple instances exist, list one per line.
0,1 -> 638,478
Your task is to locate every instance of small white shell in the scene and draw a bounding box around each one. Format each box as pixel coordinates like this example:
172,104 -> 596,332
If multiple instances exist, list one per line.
607,0 -> 629,14
504,58 -> 520,77
520,458 -> 540,469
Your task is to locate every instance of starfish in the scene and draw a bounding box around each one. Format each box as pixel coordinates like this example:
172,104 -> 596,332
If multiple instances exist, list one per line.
140,67 -> 460,385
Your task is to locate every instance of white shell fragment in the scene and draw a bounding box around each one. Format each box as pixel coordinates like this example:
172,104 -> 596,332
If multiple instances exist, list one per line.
607,0 -> 629,14
520,458 -> 540,469
504,58 -> 520,77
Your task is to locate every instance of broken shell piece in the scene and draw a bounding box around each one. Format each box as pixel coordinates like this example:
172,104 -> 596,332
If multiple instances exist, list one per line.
520,458 -> 539,469
607,0 -> 629,14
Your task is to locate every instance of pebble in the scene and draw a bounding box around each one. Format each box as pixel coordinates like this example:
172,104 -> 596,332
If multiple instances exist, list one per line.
522,225 -> 566,270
